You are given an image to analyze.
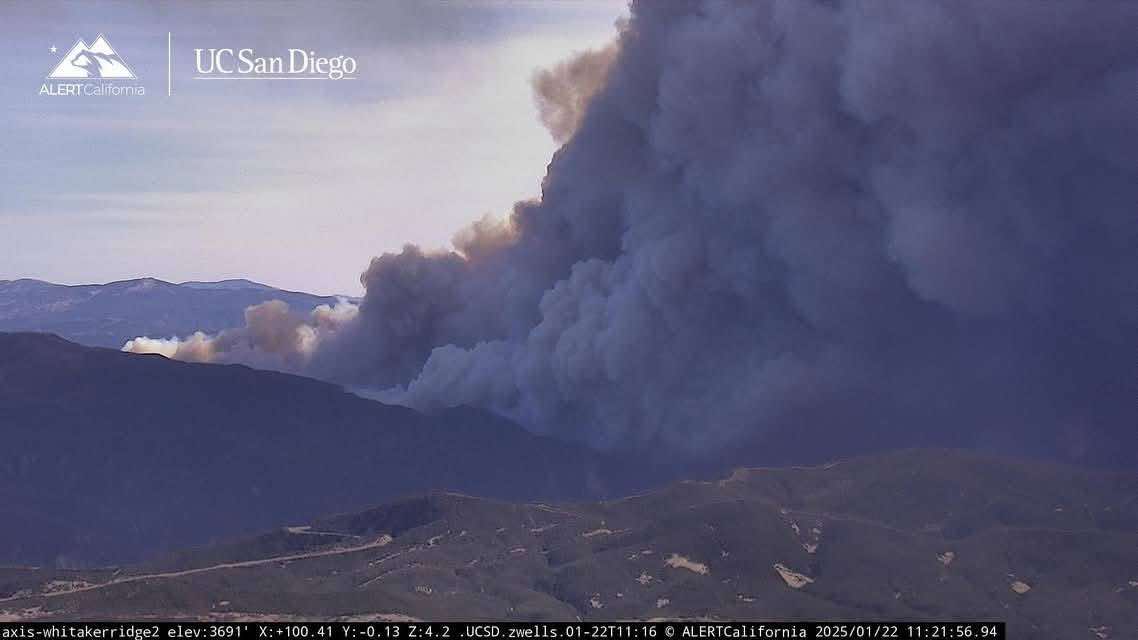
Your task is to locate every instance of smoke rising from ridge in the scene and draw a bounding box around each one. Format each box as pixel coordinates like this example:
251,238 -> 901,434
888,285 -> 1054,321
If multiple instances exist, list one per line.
127,0 -> 1138,461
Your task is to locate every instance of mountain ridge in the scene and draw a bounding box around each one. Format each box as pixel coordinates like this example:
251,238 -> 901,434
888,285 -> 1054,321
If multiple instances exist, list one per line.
0,449 -> 1132,637
0,332 -> 661,567
0,278 -> 347,348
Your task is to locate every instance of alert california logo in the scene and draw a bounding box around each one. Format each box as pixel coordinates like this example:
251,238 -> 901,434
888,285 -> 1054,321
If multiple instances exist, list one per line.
41,33 -> 146,97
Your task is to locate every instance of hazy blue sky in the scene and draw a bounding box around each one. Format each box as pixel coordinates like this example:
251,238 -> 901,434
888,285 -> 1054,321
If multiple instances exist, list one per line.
0,1 -> 625,295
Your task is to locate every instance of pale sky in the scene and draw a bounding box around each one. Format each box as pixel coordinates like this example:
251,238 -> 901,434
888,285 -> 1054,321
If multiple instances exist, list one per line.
0,1 -> 626,295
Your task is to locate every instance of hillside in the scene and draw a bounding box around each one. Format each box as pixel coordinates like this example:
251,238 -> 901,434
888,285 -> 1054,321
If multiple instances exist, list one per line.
0,278 -> 341,348
0,333 -> 655,566
0,450 -> 1133,637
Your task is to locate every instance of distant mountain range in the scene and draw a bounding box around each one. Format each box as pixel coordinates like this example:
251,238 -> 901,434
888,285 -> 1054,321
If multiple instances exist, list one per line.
0,278 -> 346,348
1,449 -> 1133,636
0,333 -> 660,567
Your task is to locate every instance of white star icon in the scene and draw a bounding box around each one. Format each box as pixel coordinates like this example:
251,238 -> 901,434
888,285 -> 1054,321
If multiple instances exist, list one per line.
50,45 -> 57,54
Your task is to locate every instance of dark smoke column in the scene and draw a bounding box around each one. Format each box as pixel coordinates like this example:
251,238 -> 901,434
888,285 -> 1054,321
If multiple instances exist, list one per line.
195,1 -> 1138,464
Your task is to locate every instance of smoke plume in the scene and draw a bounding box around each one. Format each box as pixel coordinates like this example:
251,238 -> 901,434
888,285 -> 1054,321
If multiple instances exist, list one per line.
127,0 -> 1138,462
532,43 -> 619,143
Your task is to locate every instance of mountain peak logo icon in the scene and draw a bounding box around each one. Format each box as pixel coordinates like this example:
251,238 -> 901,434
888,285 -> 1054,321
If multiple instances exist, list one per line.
48,34 -> 136,79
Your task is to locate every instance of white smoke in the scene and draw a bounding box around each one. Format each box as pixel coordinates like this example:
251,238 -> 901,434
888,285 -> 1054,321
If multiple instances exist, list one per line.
126,299 -> 359,372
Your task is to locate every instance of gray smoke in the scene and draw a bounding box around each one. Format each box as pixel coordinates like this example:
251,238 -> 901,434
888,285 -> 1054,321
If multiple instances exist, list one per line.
129,0 -> 1138,460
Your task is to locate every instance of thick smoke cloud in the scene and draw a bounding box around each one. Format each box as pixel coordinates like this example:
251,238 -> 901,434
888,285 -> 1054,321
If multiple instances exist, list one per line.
532,43 -> 619,143
128,0 -> 1138,462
